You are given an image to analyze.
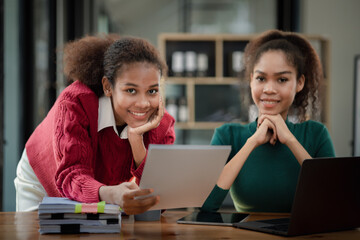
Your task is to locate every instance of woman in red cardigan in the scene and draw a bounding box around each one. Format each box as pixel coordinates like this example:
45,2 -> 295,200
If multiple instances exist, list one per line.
14,35 -> 175,215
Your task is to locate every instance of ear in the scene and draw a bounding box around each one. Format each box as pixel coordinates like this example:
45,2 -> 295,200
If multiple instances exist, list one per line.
296,74 -> 305,93
102,77 -> 112,97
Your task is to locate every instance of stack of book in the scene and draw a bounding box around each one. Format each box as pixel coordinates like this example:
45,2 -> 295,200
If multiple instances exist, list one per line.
38,197 -> 122,234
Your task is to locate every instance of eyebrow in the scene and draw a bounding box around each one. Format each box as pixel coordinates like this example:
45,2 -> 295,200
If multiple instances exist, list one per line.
123,83 -> 159,88
254,70 -> 293,76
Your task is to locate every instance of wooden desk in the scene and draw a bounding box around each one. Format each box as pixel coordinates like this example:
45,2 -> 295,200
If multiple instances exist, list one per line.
1,211 -> 359,239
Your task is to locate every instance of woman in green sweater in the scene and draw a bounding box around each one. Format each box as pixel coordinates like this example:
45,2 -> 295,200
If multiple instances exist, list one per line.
201,30 -> 335,213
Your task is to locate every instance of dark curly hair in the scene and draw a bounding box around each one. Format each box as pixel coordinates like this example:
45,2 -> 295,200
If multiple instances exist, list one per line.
103,37 -> 167,87
63,34 -> 121,96
243,30 -> 323,121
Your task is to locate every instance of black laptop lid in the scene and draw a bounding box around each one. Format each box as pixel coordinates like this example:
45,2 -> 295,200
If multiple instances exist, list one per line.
288,157 -> 360,236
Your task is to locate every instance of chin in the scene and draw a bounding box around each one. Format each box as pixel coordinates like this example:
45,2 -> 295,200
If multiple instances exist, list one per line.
260,110 -> 278,115
128,123 -> 144,129
128,120 -> 148,128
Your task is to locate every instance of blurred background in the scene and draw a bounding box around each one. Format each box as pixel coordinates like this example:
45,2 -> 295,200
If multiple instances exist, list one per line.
1,0 -> 360,211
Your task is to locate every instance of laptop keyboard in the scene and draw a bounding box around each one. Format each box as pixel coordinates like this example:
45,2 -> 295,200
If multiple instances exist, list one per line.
260,218 -> 290,224
263,223 -> 289,232
260,218 -> 290,232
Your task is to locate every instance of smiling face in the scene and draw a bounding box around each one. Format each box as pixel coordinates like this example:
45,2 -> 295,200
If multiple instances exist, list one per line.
103,62 -> 161,128
250,50 -> 304,120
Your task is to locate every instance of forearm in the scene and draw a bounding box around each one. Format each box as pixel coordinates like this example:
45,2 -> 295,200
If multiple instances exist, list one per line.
128,135 -> 147,167
201,185 -> 229,212
286,137 -> 311,165
217,138 -> 257,189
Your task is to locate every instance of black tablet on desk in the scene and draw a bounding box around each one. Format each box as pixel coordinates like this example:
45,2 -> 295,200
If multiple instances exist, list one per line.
177,212 -> 249,226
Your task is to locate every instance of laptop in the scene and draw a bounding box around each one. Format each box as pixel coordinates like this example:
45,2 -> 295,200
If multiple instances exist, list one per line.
139,144 -> 231,210
233,156 -> 360,236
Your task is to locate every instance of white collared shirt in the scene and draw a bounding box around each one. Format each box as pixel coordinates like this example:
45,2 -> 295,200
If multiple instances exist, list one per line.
98,95 -> 128,139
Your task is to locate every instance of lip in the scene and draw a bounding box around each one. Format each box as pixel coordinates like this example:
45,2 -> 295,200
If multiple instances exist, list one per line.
260,99 -> 280,108
129,110 -> 149,120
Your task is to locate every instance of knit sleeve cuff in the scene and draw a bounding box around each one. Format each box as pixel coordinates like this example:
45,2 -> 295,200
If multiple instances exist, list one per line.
80,179 -> 105,202
200,184 -> 229,212
62,176 -> 105,203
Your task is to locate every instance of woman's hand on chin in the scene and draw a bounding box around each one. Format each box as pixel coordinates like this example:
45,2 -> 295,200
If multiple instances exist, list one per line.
128,97 -> 164,138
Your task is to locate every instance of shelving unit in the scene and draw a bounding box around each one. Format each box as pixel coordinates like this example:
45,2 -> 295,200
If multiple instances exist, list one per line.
158,33 -> 330,144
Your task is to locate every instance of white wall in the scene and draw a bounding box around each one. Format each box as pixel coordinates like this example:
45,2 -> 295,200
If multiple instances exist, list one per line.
301,0 -> 360,156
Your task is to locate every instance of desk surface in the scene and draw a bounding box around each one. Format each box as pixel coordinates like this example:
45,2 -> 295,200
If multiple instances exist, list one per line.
1,210 -> 359,239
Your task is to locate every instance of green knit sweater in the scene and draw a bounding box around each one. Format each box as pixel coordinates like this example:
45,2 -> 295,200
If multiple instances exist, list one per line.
201,119 -> 335,213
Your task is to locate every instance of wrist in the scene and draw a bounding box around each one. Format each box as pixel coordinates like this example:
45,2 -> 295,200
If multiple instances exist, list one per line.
99,185 -> 113,204
128,131 -> 143,143
246,136 -> 259,149
285,135 -> 297,146
128,136 -> 146,167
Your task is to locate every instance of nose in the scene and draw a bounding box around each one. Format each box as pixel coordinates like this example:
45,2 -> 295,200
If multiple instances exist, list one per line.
135,94 -> 151,108
263,81 -> 276,94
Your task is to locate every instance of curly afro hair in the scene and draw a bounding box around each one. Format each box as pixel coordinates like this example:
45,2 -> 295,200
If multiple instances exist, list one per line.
63,34 -> 120,97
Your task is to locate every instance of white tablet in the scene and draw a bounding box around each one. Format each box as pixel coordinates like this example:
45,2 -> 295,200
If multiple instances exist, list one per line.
177,212 -> 249,226
139,144 -> 231,210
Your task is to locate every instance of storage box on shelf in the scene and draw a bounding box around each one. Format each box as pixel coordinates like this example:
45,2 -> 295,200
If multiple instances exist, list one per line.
158,33 -> 330,143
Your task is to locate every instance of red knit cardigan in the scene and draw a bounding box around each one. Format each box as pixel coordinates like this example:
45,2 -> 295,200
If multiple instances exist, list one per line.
26,81 -> 175,203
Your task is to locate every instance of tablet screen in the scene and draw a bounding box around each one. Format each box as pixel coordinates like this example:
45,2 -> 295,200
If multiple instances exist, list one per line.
177,212 -> 249,226
138,144 -> 231,210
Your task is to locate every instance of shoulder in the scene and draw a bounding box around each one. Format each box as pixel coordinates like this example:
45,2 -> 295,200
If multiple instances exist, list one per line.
291,120 -> 331,143
294,120 -> 329,133
58,81 -> 98,104
56,81 -> 99,114
216,122 -> 248,132
212,122 -> 253,145
215,122 -> 254,136
52,81 -> 99,129
300,119 -> 326,127
159,111 -> 175,129
293,120 -> 335,157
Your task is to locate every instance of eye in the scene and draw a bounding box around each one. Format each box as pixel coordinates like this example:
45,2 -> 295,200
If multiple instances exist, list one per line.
278,77 -> 288,83
148,89 -> 158,95
126,88 -> 136,94
256,76 -> 265,82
